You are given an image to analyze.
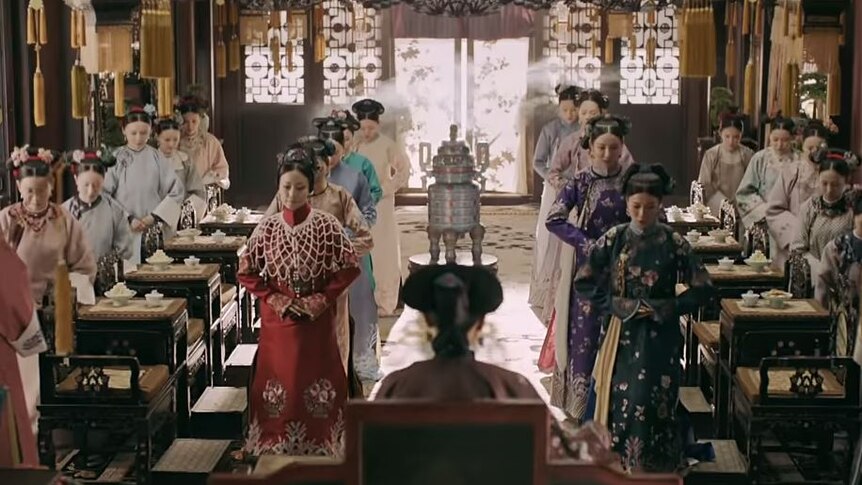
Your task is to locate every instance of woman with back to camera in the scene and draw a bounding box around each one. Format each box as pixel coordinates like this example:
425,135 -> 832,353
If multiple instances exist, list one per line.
376,264 -> 615,463
575,163 -> 713,472
238,146 -> 360,456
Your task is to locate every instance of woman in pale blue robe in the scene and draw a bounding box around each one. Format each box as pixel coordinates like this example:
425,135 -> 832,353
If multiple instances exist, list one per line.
529,85 -> 580,308
156,118 -> 208,227
103,108 -> 184,263
62,149 -> 134,293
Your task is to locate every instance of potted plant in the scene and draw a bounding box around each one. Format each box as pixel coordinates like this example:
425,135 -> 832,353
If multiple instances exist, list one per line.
709,86 -> 735,134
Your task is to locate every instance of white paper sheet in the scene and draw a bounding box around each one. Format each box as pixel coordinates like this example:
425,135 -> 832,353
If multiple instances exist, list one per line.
69,272 -> 96,305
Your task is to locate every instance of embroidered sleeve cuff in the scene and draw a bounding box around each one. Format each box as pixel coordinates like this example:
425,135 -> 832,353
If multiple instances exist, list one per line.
300,293 -> 329,319
12,309 -> 48,357
266,293 -> 294,318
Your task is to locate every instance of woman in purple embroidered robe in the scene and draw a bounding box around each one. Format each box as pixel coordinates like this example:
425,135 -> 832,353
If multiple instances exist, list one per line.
541,114 -> 630,422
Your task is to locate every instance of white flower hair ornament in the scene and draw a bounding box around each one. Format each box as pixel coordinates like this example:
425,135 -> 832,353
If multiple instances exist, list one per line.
71,149 -> 86,163
143,104 -> 158,118
9,145 -> 31,167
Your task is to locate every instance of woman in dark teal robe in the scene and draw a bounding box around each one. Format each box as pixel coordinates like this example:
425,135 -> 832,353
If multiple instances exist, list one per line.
574,164 -> 713,472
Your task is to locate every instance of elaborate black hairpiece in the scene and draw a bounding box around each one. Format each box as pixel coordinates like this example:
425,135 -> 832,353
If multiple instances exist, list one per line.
621,163 -> 675,198
576,89 -> 610,110
352,98 -> 385,122
555,84 -> 581,102
811,146 -> 861,171
580,113 -> 631,149
313,117 -> 347,146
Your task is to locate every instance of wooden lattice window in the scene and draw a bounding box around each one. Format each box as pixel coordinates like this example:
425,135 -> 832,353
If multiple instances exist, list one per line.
619,6 -> 679,104
243,11 -> 305,104
542,3 -> 603,98
322,0 -> 383,105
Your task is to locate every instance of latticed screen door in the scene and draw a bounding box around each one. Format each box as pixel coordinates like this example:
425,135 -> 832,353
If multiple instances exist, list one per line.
394,38 -> 530,194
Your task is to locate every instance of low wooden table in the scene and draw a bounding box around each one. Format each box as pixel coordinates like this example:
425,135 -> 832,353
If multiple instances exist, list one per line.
75,297 -> 190,434
199,212 -> 264,238
125,263 -> 223,400
715,298 -> 831,437
689,237 -> 744,263
701,264 -> 785,319
164,235 -> 254,344
666,210 -> 721,234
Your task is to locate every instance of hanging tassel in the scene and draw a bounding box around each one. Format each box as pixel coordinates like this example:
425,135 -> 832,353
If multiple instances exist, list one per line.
229,34 -> 240,72
782,2 -> 790,37
54,260 -> 74,355
646,36 -> 656,68
754,0 -> 763,36
114,73 -> 125,118
729,0 -> 737,27
39,8 -> 47,45
591,32 -> 599,58
781,63 -> 793,115
724,0 -> 730,26
77,10 -> 86,47
33,57 -> 45,127
725,36 -> 736,80
286,39 -> 294,71
795,0 -> 803,38
314,5 -> 325,63
71,9 -> 79,48
647,8 -> 656,26
743,57 -> 756,114
27,7 -> 36,45
216,38 -> 227,78
71,64 -> 87,119
604,36 -> 614,65
270,35 -> 281,74
629,33 -> 637,60
827,66 -> 841,116
742,0 -> 751,35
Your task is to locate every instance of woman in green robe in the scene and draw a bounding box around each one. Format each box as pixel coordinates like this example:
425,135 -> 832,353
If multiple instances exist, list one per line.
574,163 -> 713,472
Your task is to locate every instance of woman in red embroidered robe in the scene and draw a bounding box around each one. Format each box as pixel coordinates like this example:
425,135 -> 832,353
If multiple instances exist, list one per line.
238,146 -> 360,456
0,238 -> 46,467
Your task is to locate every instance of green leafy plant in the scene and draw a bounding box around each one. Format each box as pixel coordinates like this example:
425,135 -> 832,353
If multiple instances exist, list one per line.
709,86 -> 734,131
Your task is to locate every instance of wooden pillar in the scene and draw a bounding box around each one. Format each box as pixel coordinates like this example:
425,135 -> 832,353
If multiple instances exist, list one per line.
848,0 -> 861,153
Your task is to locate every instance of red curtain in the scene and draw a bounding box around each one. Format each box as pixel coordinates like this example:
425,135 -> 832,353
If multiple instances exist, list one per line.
390,4 -> 536,40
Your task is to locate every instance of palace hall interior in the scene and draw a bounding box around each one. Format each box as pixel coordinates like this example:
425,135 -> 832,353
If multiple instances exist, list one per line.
5,0 -> 862,484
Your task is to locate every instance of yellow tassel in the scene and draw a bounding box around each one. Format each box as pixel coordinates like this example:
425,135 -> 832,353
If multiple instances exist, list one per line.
781,63 -> 793,115
725,37 -> 736,79
114,73 -> 125,118
71,10 -> 79,48
33,69 -> 45,127
286,40 -> 293,71
315,32 -> 326,63
229,34 -> 240,72
270,35 -> 281,74
54,262 -> 74,355
755,0 -> 763,36
647,9 -> 656,26
27,8 -> 36,45
591,33 -> 598,58
604,36 -> 613,65
229,0 -> 239,26
729,1 -> 736,27
78,10 -> 87,47
743,57 -> 755,114
782,3 -> 790,36
71,65 -> 82,119
742,0 -> 750,35
216,39 -> 227,78
39,8 -> 47,45
646,36 -> 656,67
795,1 -> 803,38
629,34 -> 637,60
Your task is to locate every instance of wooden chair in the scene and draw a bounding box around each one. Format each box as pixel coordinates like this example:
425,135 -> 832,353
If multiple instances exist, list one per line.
690,181 -> 704,207
784,250 -> 813,299
344,400 -> 548,485
718,199 -> 738,238
37,354 -> 178,484
732,357 -> 860,482
742,219 -> 769,258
